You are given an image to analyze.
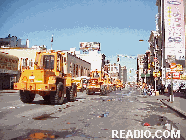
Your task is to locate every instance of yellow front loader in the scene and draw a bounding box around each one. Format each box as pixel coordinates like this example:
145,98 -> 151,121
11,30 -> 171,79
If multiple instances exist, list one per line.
14,50 -> 77,104
86,70 -> 108,95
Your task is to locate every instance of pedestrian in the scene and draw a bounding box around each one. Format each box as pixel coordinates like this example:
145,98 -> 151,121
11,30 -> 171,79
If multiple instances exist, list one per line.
167,84 -> 171,95
161,84 -> 165,95
143,84 -> 147,95
157,84 -> 161,94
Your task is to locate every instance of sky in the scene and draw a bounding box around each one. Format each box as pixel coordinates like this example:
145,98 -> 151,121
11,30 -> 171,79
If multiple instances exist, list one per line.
0,0 -> 158,56
0,0 -> 158,81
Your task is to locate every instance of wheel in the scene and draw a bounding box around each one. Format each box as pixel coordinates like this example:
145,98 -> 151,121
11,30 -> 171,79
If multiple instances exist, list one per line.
86,89 -> 90,95
42,95 -> 50,103
104,86 -> 108,95
67,83 -> 77,101
20,90 -> 35,103
81,88 -> 84,92
100,85 -> 105,95
80,88 -> 83,92
50,82 -> 64,105
114,86 -> 116,91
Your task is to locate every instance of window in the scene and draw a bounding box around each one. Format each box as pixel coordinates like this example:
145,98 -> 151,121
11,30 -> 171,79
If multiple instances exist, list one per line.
64,57 -> 66,62
43,55 -> 54,70
29,59 -> 33,67
57,54 -> 61,71
22,58 -> 27,67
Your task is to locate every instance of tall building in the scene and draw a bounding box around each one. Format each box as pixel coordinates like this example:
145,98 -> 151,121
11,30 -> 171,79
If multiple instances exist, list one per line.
121,66 -> 127,84
156,0 -> 186,89
105,63 -> 121,81
75,49 -> 106,72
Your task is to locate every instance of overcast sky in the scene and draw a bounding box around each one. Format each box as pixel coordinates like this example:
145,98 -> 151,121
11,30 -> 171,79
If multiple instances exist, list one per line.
0,0 -> 158,57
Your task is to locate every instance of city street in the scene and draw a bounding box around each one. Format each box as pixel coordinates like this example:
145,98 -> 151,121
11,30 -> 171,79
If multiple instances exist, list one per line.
0,86 -> 185,140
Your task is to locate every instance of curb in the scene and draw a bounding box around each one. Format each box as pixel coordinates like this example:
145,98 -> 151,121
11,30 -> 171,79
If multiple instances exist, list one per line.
0,90 -> 19,93
160,100 -> 186,118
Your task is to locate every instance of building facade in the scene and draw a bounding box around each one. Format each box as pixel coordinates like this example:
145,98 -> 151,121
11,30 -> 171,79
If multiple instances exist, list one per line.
105,63 -> 121,81
62,51 -> 91,77
137,0 -> 186,92
121,65 -> 127,84
75,49 -> 106,72
155,0 -> 186,90
0,52 -> 19,89
0,34 -> 29,48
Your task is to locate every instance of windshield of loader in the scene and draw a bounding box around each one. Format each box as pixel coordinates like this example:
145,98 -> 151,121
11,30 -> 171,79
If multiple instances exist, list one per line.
43,55 -> 54,70
93,71 -> 100,78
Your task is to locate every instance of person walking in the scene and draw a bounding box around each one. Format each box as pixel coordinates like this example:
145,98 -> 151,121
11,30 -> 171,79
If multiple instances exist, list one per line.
161,84 -> 165,95
143,83 -> 148,95
167,84 -> 171,95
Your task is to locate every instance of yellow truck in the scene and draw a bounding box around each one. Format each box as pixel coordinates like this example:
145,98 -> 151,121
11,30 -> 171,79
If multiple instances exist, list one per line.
116,79 -> 123,90
14,50 -> 77,104
113,79 -> 123,90
103,72 -> 113,93
72,77 -> 84,92
86,70 -> 108,95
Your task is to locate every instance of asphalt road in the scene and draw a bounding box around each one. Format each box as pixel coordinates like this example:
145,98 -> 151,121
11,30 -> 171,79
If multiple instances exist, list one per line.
0,86 -> 185,140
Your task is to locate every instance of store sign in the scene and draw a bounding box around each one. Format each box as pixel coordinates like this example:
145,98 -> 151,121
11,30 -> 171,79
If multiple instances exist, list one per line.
170,63 -> 176,69
173,72 -> 180,79
164,0 -> 185,60
180,74 -> 186,80
154,57 -> 157,62
153,71 -> 161,77
176,64 -> 183,71
166,72 -> 180,79
79,42 -> 100,51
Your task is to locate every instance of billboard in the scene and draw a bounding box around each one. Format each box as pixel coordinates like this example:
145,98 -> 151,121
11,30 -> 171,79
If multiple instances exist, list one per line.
164,0 -> 185,60
79,42 -> 100,51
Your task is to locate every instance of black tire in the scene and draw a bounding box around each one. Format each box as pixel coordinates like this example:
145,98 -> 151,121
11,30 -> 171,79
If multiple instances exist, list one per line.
69,83 -> 77,101
50,82 -> 64,105
81,88 -> 84,92
100,89 -> 104,95
86,89 -> 90,95
114,86 -> 116,91
66,87 -> 70,101
42,95 -> 50,103
20,90 -> 35,103
104,86 -> 108,95
100,85 -> 105,95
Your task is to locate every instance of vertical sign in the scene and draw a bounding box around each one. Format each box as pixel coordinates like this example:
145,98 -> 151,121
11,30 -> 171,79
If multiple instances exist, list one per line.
164,0 -> 185,60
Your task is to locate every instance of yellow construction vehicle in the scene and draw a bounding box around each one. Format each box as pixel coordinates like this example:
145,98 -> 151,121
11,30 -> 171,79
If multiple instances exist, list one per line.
115,79 -> 123,90
103,72 -> 113,93
14,50 -> 77,104
86,70 -> 108,95
72,77 -> 84,92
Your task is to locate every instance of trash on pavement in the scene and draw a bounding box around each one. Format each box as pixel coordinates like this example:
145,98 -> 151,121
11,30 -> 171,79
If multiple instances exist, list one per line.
160,105 -> 167,108
97,112 -> 109,118
143,123 -> 150,126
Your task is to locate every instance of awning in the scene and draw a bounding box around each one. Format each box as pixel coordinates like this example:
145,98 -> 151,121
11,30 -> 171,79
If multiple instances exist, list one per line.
141,73 -> 151,78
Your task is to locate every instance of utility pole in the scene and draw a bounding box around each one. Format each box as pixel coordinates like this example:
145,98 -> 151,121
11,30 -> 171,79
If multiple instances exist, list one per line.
154,39 -> 157,92
170,72 -> 174,103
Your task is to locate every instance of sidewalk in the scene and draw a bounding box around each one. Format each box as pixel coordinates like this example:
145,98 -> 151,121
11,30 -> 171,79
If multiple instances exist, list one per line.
139,91 -> 186,118
159,92 -> 186,117
0,89 -> 19,93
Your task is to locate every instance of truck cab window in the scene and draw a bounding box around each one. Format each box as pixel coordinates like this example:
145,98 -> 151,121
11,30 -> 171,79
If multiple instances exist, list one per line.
43,55 -> 54,70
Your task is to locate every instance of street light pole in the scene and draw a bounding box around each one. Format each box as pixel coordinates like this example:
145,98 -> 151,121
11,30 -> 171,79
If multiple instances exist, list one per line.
171,72 -> 174,102
154,49 -> 157,92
